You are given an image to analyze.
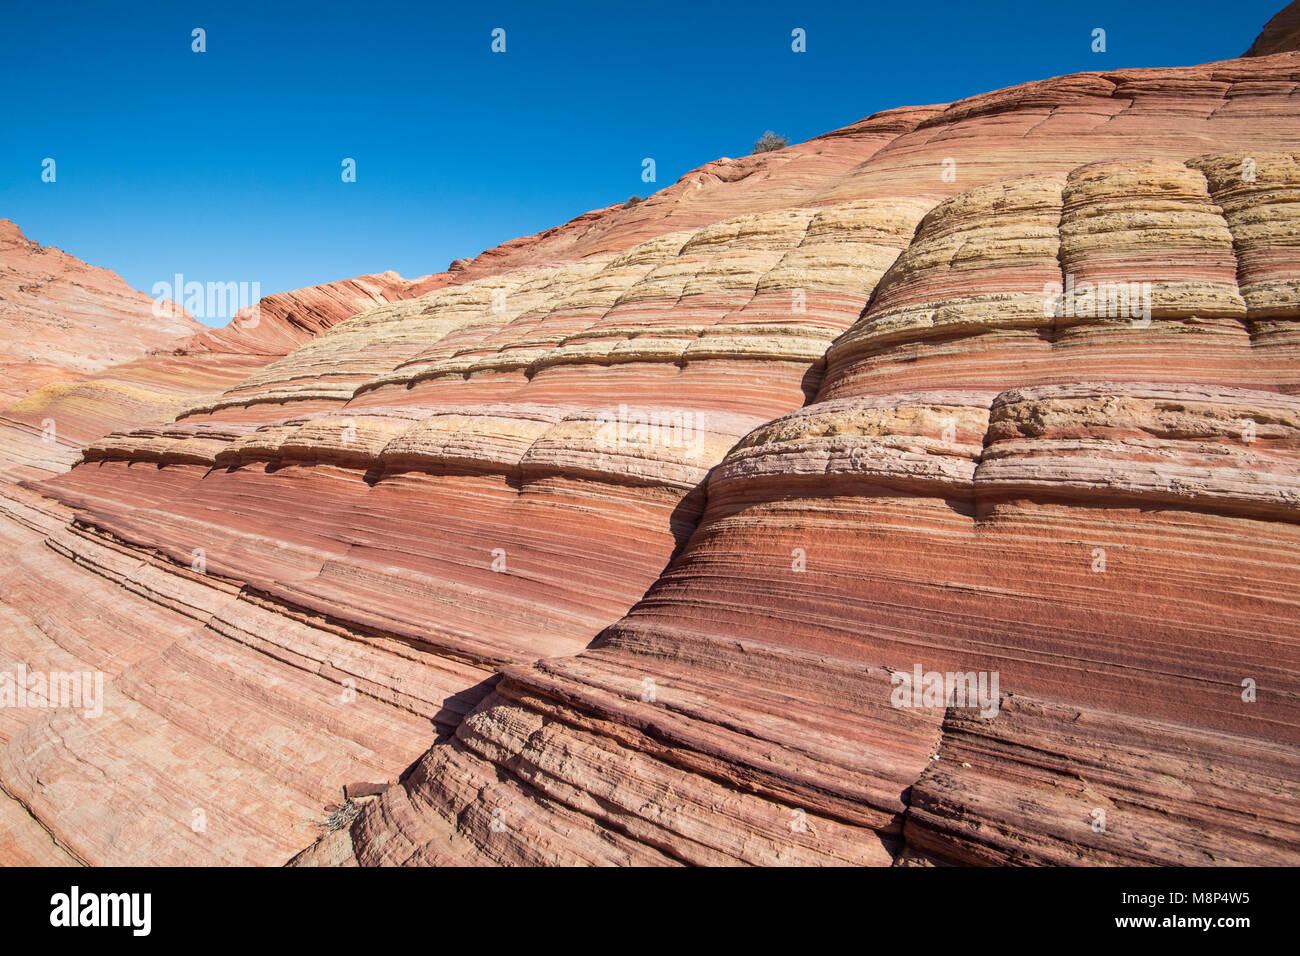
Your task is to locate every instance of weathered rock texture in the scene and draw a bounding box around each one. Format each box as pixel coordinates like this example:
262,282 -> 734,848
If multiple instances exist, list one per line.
0,219 -> 200,407
0,269 -> 437,482
1246,0 -> 1300,56
2,13 -> 1300,867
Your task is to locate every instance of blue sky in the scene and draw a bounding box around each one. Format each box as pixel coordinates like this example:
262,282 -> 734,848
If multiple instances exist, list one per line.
0,0 -> 1285,324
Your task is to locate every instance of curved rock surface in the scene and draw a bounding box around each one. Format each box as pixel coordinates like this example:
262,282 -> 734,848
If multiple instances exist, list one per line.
0,219 -> 201,407
0,269 -> 434,482
1246,0 -> 1300,56
297,150 -> 1300,868
2,16 -> 1300,867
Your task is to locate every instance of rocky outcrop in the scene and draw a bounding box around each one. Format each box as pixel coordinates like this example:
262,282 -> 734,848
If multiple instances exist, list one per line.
298,152 -> 1300,867
34,200 -> 926,682
0,220 -> 200,406
443,53 -> 1300,279
0,482 -> 448,865
905,696 -> 1300,866
1245,0 -> 1300,56
0,353 -> 270,482
183,271 -> 450,357
0,269 -> 432,482
2,18 -> 1300,867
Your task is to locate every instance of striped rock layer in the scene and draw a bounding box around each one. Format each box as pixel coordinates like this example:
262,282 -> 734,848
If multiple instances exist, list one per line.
2,38 -> 1300,866
0,219 -> 201,408
0,270 -> 434,483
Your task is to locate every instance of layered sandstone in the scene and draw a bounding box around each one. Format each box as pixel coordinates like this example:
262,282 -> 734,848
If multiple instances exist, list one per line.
0,219 -> 200,406
0,270 -> 435,482
39,200 -> 927,682
299,151 -> 1300,867
2,12 -> 1299,867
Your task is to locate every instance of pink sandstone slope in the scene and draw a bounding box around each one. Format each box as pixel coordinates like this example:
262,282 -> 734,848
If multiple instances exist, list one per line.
0,8 -> 1298,867
0,219 -> 201,406
0,266 -> 447,482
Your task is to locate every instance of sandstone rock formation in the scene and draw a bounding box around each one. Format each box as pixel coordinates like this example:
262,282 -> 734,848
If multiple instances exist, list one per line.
1246,0 -> 1300,56
1,10 -> 1299,867
0,268 -> 442,482
0,219 -> 200,407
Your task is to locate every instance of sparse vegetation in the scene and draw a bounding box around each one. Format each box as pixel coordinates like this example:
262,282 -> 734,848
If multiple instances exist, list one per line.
321,800 -> 361,831
623,195 -> 643,208
752,131 -> 788,154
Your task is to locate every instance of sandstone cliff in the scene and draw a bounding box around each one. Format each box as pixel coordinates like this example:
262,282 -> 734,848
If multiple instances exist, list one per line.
0,269 -> 441,482
0,12 -> 1298,867
1246,0 -> 1300,55
0,219 -> 200,407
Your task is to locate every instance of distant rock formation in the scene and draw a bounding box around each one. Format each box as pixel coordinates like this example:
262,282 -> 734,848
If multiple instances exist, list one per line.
0,266 -> 438,482
1,9 -> 1298,866
1245,0 -> 1300,55
0,219 -> 199,406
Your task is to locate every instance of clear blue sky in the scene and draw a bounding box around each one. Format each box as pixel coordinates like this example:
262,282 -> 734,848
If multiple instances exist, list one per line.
0,0 -> 1285,324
